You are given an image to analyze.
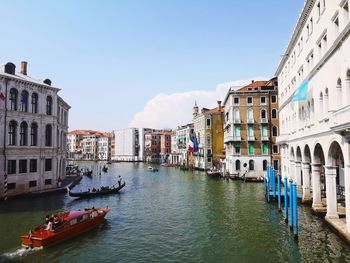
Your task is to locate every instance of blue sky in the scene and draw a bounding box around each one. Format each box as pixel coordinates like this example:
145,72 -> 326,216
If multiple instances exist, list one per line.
1,0 -> 304,131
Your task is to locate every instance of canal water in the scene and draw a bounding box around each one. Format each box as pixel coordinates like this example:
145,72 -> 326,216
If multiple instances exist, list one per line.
1,162 -> 350,262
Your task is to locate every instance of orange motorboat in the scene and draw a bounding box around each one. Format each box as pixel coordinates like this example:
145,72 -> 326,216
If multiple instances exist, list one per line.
21,207 -> 110,249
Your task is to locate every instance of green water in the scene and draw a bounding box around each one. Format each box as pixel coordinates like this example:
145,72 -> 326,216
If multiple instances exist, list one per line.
0,162 -> 350,262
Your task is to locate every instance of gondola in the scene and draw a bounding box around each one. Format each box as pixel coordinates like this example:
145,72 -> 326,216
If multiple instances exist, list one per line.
83,170 -> 93,176
67,182 -> 125,198
102,166 -> 108,173
206,170 -> 223,178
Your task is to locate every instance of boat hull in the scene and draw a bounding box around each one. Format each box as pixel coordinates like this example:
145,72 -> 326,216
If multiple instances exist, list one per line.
21,208 -> 110,248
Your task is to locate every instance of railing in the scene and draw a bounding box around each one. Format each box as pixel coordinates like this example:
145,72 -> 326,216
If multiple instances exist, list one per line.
247,119 -> 254,124
233,136 -> 242,141
247,136 -> 255,141
233,119 -> 241,124
337,185 -> 345,202
261,136 -> 269,141
261,118 -> 268,124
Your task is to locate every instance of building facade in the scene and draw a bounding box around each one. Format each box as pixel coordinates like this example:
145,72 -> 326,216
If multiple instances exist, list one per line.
170,124 -> 194,167
276,0 -> 350,235
223,80 -> 280,178
193,101 -> 224,170
0,61 -> 70,198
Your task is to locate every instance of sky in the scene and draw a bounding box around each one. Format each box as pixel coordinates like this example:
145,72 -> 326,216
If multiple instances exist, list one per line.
0,0 -> 305,131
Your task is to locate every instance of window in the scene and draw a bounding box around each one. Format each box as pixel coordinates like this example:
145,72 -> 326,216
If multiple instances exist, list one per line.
7,183 -> 16,190
333,15 -> 339,37
234,109 -> 240,121
29,180 -> 37,188
20,90 -> 29,112
30,123 -> 38,146
273,160 -> 279,171
207,157 -> 212,163
235,160 -> 241,170
45,158 -> 52,171
29,159 -> 37,173
249,160 -> 254,171
248,143 -> 254,155
261,109 -> 266,119
273,145 -> 279,154
19,160 -> 27,173
45,124 -> 52,146
207,135 -> 211,145
7,160 -> 16,174
233,97 -> 240,105
260,96 -> 266,105
271,95 -> 277,103
45,179 -> 52,185
234,127 -> 241,137
263,160 -> 268,171
234,144 -> 240,154
272,126 -> 278,137
20,122 -> 28,146
262,126 -> 268,137
247,97 -> 253,105
206,119 -> 211,128
46,96 -> 53,115
9,88 -> 18,110
271,109 -> 277,119
248,126 -> 254,137
262,143 -> 268,155
247,109 -> 254,122
207,149 -> 212,155
31,93 -> 38,113
317,1 -> 321,18
8,120 -> 17,145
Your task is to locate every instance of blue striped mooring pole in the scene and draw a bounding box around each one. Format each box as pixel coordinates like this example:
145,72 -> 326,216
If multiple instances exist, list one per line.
277,173 -> 281,211
293,183 -> 298,240
272,168 -> 276,199
289,180 -> 293,230
284,177 -> 288,223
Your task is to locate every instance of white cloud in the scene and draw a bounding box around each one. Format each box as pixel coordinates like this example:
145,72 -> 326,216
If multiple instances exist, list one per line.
128,77 -> 268,129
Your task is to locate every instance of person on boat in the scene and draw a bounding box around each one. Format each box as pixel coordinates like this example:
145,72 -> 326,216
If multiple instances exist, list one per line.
118,176 -> 122,187
53,215 -> 61,229
46,217 -> 54,231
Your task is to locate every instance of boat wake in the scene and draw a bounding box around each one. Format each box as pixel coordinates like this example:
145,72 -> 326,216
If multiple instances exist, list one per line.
0,246 -> 40,262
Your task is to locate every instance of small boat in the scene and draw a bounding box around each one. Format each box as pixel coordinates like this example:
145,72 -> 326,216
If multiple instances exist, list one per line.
83,170 -> 93,176
148,166 -> 159,172
206,170 -> 222,178
67,182 -> 126,198
21,207 -> 110,249
102,166 -> 108,173
107,161 -> 112,165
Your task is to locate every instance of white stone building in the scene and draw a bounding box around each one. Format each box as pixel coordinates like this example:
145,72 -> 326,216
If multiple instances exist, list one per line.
276,0 -> 350,236
97,135 -> 111,161
0,61 -> 70,198
112,128 -> 151,161
170,124 -> 194,166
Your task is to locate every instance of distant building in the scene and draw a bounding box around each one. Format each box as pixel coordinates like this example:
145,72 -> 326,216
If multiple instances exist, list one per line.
112,128 -> 151,161
223,79 -> 279,178
0,61 -> 70,198
170,124 -> 194,167
193,101 -> 224,170
97,133 -> 112,161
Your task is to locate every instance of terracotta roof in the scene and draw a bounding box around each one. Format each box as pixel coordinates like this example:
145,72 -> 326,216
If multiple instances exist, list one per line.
69,130 -> 107,137
202,106 -> 224,114
238,81 -> 270,91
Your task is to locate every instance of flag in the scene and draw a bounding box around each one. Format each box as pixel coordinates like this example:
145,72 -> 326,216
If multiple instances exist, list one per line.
188,135 -> 194,153
0,92 -> 5,101
292,80 -> 309,102
193,133 -> 199,153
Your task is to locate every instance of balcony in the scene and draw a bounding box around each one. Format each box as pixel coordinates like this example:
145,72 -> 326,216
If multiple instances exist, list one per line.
224,135 -> 241,143
247,119 -> 254,124
233,119 -> 241,124
233,136 -> 242,141
261,118 -> 268,124
261,136 -> 269,141
247,136 -> 255,141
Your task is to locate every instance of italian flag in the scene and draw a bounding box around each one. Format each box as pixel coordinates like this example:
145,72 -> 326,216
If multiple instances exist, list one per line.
188,135 -> 194,153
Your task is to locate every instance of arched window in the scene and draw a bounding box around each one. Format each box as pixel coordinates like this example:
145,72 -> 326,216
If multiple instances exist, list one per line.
234,109 -> 240,121
247,109 -> 254,122
271,109 -> 277,119
324,88 -> 329,113
263,160 -> 268,171
235,160 -> 241,170
319,92 -> 324,117
20,121 -> 28,146
337,78 -> 342,108
261,109 -> 266,119
31,93 -> 38,113
272,126 -> 278,137
249,160 -> 254,171
31,123 -> 38,146
45,124 -> 52,146
46,96 -> 53,115
9,88 -> 18,110
20,90 -> 29,112
8,120 -> 17,145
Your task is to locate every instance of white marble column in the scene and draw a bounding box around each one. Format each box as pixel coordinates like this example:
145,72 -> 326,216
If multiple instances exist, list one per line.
312,164 -> 322,208
325,166 -> 339,219
302,162 -> 311,201
345,165 -> 350,233
295,161 -> 302,187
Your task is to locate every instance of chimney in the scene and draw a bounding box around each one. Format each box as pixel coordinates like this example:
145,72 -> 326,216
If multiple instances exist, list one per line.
217,101 -> 222,111
21,61 -> 28,75
251,80 -> 254,83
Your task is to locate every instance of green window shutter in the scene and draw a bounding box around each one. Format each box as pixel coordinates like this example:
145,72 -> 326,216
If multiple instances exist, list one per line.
263,143 -> 268,154
249,144 -> 254,154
